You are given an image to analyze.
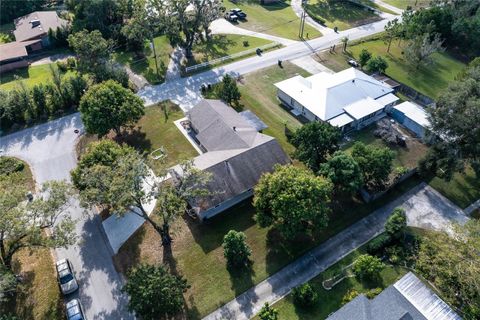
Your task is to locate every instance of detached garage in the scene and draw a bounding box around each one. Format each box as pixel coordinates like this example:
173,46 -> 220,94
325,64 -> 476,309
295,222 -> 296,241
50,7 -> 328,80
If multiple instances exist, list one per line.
390,102 -> 431,139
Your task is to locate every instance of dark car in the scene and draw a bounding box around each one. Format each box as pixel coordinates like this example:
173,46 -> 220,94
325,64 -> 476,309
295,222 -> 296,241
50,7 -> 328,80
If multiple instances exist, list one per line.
66,299 -> 86,320
224,12 -> 238,22
231,8 -> 247,19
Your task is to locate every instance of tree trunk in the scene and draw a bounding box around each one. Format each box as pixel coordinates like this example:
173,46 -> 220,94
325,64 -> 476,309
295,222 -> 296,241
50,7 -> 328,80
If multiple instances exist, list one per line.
387,38 -> 392,53
160,222 -> 172,246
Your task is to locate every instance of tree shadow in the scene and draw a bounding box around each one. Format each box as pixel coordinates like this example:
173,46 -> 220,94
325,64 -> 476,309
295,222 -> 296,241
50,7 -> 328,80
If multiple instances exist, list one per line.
162,243 -> 179,276
184,199 -> 257,254
227,261 -> 256,296
114,127 -> 152,154
112,224 -> 147,275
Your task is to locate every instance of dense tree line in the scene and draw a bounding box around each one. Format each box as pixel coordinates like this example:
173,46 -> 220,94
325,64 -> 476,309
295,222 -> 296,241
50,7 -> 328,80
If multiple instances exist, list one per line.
0,69 -> 87,132
0,0 -> 47,23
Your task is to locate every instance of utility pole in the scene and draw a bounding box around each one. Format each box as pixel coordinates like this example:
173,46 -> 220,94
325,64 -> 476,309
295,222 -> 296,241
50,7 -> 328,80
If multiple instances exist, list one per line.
150,36 -> 160,78
298,0 -> 307,39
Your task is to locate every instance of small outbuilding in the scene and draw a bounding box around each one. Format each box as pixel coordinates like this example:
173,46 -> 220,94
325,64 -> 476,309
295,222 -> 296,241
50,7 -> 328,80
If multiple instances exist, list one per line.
390,101 -> 430,139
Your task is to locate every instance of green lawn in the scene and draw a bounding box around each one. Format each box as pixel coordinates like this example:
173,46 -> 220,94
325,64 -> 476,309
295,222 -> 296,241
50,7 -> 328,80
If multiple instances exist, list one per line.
222,0 -> 322,40
0,63 -> 75,91
348,39 -> 466,99
427,167 -> 480,209
0,158 -> 64,320
305,0 -> 382,30
261,236 -> 407,320
383,0 -> 431,10
342,124 -> 429,171
117,101 -> 198,172
357,0 -> 399,14
113,35 -> 172,84
187,34 -> 276,68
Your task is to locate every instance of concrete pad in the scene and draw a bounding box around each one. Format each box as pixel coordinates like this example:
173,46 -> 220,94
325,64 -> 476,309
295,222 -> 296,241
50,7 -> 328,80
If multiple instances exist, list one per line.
290,55 -> 334,74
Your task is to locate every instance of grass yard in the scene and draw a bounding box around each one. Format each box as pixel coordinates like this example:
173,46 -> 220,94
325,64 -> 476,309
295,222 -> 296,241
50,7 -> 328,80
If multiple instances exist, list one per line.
222,0 -> 321,40
117,101 -> 198,172
305,0 -> 382,31
356,0 -> 399,14
115,166 -> 423,318
187,34 -> 276,68
348,39 -> 466,99
0,158 -> 63,320
342,123 -> 429,171
260,235 -> 408,320
113,35 -> 172,84
427,167 -> 480,209
383,0 -> 431,10
0,63 -> 75,90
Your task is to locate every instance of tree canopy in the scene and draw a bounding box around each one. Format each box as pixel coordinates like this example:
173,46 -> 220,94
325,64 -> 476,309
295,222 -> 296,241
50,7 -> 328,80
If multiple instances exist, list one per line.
352,254 -> 384,280
253,165 -> 332,240
385,207 -> 407,238
222,230 -> 252,267
68,30 -> 112,74
421,64 -> 480,180
319,151 -> 363,195
122,264 -> 189,319
289,121 -> 342,172
351,142 -> 395,190
79,80 -> 145,136
219,74 -> 241,106
416,220 -> 480,319
258,302 -> 279,320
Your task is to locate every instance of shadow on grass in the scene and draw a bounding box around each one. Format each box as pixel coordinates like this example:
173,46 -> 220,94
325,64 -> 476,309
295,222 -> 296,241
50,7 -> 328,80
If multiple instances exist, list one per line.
113,225 -> 147,274
115,127 -> 152,155
184,200 -> 257,254
0,67 -> 30,84
227,261 -> 256,296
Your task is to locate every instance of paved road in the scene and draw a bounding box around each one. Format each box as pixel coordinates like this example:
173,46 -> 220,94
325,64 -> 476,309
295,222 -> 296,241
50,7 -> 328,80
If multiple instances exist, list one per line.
138,17 -> 396,110
203,183 -> 469,320
0,115 -> 134,320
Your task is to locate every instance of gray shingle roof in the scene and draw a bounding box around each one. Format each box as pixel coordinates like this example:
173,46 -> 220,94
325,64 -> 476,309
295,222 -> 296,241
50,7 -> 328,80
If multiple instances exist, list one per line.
327,272 -> 461,320
14,11 -> 68,42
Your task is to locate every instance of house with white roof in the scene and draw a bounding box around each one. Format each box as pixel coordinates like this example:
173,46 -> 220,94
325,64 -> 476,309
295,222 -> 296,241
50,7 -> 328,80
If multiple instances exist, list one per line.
274,68 -> 399,132
390,101 -> 431,139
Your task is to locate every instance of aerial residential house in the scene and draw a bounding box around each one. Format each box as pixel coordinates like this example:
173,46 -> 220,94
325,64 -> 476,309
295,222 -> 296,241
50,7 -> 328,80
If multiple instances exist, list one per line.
274,68 -> 399,133
171,99 -> 290,220
0,11 -> 68,74
327,272 -> 462,320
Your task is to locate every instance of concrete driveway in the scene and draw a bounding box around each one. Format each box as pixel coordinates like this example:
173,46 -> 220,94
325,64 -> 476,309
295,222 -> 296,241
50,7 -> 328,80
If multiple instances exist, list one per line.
0,115 -> 134,320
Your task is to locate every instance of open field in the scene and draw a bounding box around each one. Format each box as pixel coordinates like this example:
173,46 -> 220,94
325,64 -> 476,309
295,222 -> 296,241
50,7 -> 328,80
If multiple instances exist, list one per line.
0,63 -> 75,90
383,0 -> 431,10
113,35 -> 172,84
259,234 -> 408,319
222,0 -> 322,40
305,0 -> 382,30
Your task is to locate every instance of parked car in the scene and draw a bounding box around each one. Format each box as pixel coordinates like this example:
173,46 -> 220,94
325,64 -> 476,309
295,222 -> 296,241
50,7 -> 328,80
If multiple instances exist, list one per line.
348,59 -> 359,67
65,299 -> 86,320
224,12 -> 238,22
231,8 -> 247,19
56,259 -> 79,295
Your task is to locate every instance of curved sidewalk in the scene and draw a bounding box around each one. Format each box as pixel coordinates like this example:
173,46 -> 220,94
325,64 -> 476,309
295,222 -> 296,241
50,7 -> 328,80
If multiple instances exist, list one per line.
203,183 -> 468,320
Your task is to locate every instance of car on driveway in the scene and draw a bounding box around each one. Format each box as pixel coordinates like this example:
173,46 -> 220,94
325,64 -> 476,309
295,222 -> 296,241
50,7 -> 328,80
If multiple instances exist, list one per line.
56,259 -> 79,295
231,8 -> 247,19
66,299 -> 86,320
348,59 -> 359,67
224,11 -> 238,22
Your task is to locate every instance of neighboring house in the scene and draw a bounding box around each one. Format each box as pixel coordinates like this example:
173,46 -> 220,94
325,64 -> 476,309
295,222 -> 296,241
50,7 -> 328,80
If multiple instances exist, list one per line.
171,99 -> 290,220
274,68 -> 399,133
327,272 -> 462,320
0,11 -> 68,74
390,101 -> 431,139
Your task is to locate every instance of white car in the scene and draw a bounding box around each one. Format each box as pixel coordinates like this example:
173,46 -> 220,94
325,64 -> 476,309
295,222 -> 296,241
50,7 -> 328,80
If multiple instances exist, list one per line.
56,259 -> 79,295
66,299 -> 86,320
348,59 -> 359,67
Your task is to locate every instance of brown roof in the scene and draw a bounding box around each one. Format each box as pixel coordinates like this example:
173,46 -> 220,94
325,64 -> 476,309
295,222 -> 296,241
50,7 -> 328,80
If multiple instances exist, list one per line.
14,11 -> 68,42
0,40 -> 40,62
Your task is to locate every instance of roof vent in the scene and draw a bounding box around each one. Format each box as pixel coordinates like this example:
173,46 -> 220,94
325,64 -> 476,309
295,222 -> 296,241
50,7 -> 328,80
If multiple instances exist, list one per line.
233,126 -> 236,131
30,19 -> 41,27
352,79 -> 355,83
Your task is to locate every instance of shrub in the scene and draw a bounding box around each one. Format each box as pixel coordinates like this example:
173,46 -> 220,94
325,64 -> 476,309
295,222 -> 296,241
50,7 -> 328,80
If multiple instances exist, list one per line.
341,289 -> 359,304
359,49 -> 372,67
66,57 -> 77,69
366,56 -> 388,73
57,60 -> 68,72
243,40 -> 249,47
385,208 -> 407,238
367,233 -> 392,255
352,254 -> 385,280
0,157 -> 24,176
292,283 -> 318,308
366,287 -> 383,299
222,230 -> 252,267
258,302 -> 279,320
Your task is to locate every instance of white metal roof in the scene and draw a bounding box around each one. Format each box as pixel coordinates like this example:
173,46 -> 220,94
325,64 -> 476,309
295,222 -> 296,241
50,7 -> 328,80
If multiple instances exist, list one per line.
328,113 -> 354,127
376,93 -> 399,106
274,68 -> 394,122
344,97 -> 384,120
393,101 -> 430,128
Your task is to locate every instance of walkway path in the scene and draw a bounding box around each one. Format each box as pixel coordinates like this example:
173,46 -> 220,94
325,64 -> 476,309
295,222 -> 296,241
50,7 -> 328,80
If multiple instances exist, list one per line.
465,198 -> 480,216
203,183 -> 468,320
291,55 -> 334,74
290,0 -> 335,35
165,46 -> 184,82
123,63 -> 149,89
30,53 -> 75,66
210,19 -> 298,46
372,0 -> 404,15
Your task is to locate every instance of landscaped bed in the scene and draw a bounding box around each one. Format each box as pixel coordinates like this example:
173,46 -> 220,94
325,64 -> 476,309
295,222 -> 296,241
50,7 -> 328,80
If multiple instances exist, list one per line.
113,35 -> 173,84
222,0 -> 322,40
305,0 -> 382,31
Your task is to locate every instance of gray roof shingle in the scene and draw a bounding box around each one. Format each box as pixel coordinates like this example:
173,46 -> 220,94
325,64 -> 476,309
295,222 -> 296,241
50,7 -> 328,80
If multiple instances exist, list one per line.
14,11 -> 68,42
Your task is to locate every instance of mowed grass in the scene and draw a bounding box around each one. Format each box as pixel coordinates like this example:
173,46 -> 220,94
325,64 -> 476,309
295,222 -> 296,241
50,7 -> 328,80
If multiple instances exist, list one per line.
187,34 -> 274,67
259,235 -> 408,320
305,0 -> 382,30
222,0 -> 321,40
0,158 -> 63,320
117,101 -> 198,172
0,63 -> 75,90
348,39 -> 466,99
113,35 -> 172,84
383,0 -> 431,10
